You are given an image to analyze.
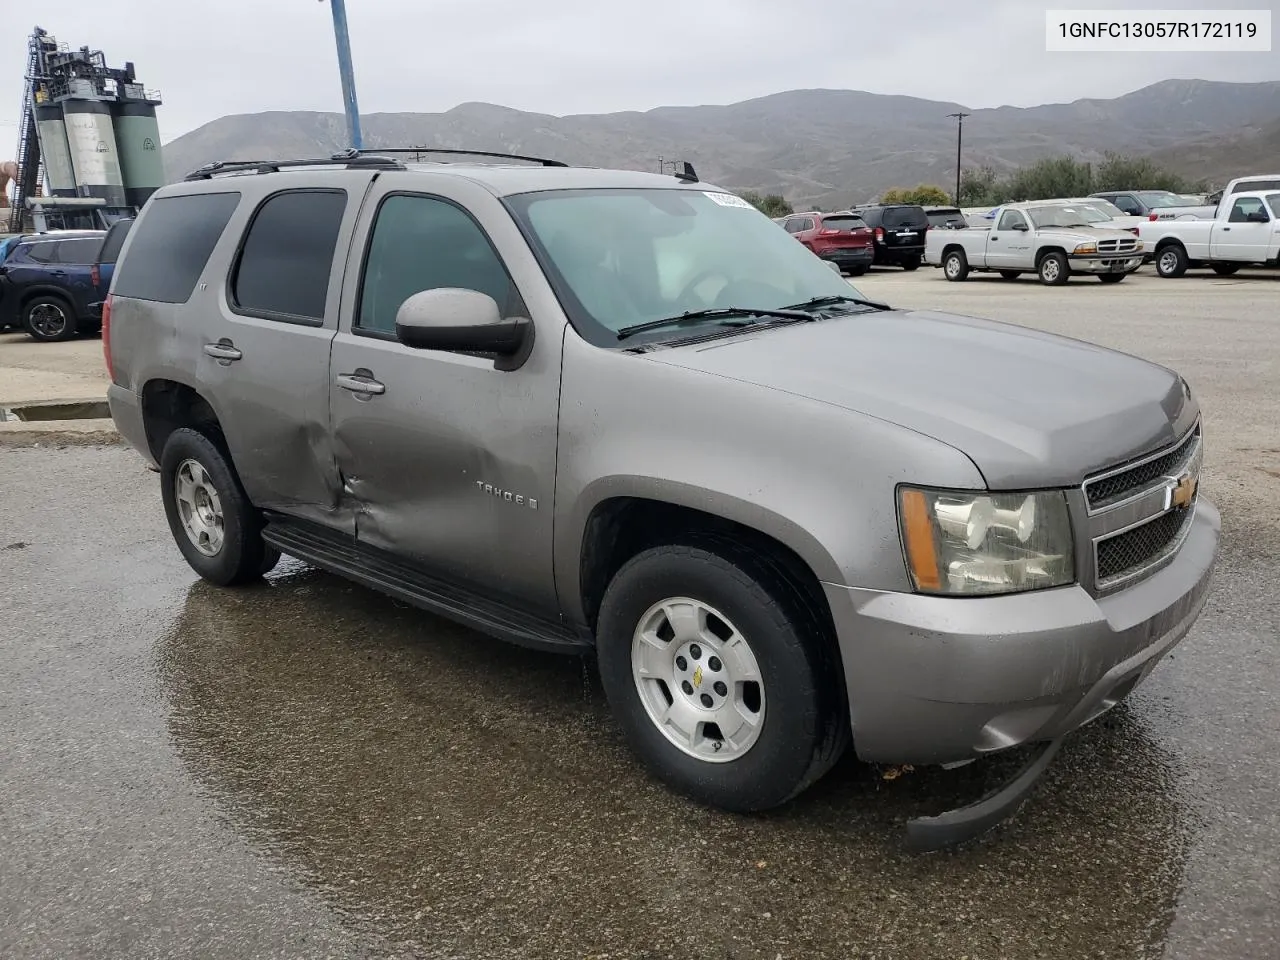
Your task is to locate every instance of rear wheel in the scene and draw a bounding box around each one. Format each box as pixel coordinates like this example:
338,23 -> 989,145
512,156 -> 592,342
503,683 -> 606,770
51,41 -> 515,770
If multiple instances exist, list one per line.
22,295 -> 78,342
1211,262 -> 1241,276
901,257 -> 920,271
847,265 -> 868,277
596,543 -> 847,812
1098,273 -> 1125,284
1037,251 -> 1069,286
999,270 -> 1021,281
942,249 -> 969,281
160,427 -> 280,586
1156,244 -> 1189,278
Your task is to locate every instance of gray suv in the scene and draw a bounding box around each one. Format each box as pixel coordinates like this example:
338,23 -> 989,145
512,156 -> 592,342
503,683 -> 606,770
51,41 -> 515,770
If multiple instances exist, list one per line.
105,150 -> 1219,847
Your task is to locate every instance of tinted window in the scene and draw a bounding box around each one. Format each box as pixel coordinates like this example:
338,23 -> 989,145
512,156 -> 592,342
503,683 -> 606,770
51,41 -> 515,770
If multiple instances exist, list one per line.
821,215 -> 867,231
53,237 -> 103,264
357,194 -> 520,336
113,192 -> 241,304
23,241 -> 58,263
97,219 -> 134,264
1111,195 -> 1142,215
881,206 -> 928,228
1230,178 -> 1280,195
856,208 -> 882,226
232,190 -> 347,321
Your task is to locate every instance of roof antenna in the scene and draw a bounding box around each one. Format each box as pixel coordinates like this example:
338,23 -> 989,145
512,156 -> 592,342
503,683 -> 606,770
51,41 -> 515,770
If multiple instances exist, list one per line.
673,161 -> 699,183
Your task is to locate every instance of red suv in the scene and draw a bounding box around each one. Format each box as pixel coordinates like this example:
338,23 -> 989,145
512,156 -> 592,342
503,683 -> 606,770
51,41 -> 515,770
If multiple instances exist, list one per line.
779,211 -> 875,276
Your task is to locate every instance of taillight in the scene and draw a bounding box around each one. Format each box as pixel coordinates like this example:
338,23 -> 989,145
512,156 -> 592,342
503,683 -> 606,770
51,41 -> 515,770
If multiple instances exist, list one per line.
102,295 -> 114,380
875,227 -> 884,241
1149,213 -> 1158,221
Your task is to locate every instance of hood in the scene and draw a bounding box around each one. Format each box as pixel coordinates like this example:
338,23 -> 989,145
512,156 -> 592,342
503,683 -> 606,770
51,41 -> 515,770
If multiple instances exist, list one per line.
648,309 -> 1194,489
1036,224 -> 1139,244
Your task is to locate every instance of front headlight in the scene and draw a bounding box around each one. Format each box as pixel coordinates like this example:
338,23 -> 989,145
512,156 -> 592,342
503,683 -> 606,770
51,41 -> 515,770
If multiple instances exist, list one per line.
897,487 -> 1075,596
1073,242 -> 1097,255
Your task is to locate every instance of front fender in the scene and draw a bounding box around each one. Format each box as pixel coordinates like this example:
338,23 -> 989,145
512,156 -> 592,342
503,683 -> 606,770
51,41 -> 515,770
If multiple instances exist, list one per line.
552,332 -> 985,623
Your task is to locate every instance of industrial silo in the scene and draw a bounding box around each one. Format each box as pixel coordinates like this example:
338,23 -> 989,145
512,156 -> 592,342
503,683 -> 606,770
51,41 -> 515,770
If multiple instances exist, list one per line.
113,99 -> 164,208
33,101 -> 77,197
61,94 -> 127,207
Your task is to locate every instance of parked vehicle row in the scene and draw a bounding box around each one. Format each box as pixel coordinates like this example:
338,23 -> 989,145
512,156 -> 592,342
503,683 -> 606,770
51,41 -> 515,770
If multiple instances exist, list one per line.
925,199 -> 1145,285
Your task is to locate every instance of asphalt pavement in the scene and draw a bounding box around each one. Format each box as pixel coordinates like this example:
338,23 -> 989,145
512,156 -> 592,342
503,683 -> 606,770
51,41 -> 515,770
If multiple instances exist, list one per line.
1,265 -> 1277,959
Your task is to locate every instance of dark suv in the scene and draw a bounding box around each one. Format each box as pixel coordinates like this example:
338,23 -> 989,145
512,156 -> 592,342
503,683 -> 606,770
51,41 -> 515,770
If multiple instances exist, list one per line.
778,211 -> 874,275
851,204 -> 928,269
0,230 -> 106,340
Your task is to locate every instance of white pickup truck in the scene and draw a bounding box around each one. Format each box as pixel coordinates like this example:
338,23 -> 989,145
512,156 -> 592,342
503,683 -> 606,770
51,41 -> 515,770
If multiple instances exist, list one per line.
925,200 -> 1144,285
1144,189 -> 1280,277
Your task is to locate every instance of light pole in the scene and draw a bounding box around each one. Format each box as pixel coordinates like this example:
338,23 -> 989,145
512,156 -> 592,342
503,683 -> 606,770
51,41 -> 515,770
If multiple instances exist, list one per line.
946,112 -> 970,206
321,0 -> 363,149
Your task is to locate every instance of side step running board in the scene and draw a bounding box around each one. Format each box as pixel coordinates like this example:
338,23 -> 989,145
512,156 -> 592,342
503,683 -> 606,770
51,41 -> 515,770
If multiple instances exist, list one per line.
262,515 -> 590,655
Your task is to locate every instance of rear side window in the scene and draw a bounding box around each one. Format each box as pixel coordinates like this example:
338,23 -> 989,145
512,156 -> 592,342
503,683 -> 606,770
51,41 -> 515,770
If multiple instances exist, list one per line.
113,192 -> 241,304
821,215 -> 866,231
856,208 -> 882,226
97,220 -> 134,265
52,238 -> 103,264
881,206 -> 928,227
231,190 -> 347,322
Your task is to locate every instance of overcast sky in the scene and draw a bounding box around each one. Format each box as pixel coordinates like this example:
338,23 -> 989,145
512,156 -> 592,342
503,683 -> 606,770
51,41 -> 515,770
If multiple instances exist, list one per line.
0,0 -> 1276,148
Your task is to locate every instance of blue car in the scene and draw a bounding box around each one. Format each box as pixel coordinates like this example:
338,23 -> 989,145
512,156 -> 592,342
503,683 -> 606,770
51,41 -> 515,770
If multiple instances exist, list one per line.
0,230 -> 107,341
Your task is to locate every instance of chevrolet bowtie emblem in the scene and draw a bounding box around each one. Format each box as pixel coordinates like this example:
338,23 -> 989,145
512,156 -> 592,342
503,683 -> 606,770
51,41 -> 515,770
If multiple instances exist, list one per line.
1169,471 -> 1198,510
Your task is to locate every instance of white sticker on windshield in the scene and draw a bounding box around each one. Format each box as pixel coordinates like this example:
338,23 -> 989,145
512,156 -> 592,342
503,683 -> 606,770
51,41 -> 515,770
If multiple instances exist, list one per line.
704,191 -> 754,209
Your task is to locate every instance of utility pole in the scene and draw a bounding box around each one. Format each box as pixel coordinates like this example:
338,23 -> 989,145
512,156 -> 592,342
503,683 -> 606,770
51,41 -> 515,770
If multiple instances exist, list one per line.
947,112 -> 970,206
322,0 -> 363,149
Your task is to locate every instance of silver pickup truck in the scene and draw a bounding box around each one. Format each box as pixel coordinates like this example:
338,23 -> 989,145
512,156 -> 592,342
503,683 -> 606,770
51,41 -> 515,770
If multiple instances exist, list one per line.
926,200 -> 1145,285
104,151 -> 1218,848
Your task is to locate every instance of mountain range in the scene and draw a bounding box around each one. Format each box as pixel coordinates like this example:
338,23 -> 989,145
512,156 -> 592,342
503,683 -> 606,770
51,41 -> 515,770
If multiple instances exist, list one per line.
162,79 -> 1280,210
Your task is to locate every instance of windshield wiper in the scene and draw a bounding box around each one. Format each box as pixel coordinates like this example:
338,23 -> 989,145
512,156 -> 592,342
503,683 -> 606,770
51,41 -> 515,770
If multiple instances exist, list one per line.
782,294 -> 891,312
616,306 -> 812,341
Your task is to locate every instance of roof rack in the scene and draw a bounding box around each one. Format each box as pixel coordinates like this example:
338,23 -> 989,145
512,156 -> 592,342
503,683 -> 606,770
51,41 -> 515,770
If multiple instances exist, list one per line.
184,150 -> 405,181
358,147 -> 569,167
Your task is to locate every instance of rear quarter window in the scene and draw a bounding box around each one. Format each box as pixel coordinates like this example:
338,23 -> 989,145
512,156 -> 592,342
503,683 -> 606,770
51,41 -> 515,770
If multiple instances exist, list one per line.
97,220 -> 134,265
112,192 -> 241,304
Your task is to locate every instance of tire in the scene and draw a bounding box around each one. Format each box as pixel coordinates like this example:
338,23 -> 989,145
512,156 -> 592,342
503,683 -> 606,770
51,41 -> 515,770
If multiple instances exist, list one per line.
942,249 -> 969,282
1156,244 -> 1188,278
847,265 -> 868,277
79,320 -> 103,336
22,294 -> 78,342
596,543 -> 847,813
1098,273 -> 1125,284
999,270 -> 1021,281
159,427 -> 280,586
1211,263 -> 1241,276
1037,251 -> 1069,286
901,257 -> 920,271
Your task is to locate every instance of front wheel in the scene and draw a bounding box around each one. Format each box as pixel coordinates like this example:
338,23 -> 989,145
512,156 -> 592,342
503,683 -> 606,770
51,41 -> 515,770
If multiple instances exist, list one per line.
1038,252 -> 1070,285
160,427 -> 280,586
1211,262 -> 1241,276
1098,273 -> 1125,284
596,544 -> 847,812
943,249 -> 969,281
1156,244 -> 1189,278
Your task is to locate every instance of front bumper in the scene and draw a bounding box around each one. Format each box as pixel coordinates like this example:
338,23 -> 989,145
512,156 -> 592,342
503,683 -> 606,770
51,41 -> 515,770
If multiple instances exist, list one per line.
825,498 -> 1219,766
1069,254 -> 1144,274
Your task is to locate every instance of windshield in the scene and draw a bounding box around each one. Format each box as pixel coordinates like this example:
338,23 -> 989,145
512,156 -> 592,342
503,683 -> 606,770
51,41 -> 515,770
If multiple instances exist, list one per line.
881,205 -> 928,227
1134,191 -> 1187,208
1077,198 -> 1125,218
1026,204 -> 1109,228
506,188 -> 867,344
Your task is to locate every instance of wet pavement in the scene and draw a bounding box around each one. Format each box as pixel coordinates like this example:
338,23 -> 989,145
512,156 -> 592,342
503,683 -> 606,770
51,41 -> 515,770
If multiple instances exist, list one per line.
2,274 -> 1279,958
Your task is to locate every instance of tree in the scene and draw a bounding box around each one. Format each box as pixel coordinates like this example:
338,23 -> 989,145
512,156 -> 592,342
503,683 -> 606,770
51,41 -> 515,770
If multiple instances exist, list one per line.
1002,156 -> 1095,201
952,153 -> 1199,209
740,190 -> 794,217
881,184 -> 953,206
958,166 -> 1001,207
1092,152 -> 1197,193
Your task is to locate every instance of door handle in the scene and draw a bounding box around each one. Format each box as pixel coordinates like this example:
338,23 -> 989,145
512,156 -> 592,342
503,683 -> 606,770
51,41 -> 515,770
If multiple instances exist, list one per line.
336,372 -> 385,396
203,340 -> 243,362
1222,227 -> 1231,232
50,269 -> 66,276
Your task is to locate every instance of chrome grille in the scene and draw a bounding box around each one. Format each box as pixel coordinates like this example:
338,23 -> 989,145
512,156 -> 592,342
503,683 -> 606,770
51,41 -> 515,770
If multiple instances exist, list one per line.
1096,506 -> 1194,585
1085,425 -> 1201,511
1097,238 -> 1139,254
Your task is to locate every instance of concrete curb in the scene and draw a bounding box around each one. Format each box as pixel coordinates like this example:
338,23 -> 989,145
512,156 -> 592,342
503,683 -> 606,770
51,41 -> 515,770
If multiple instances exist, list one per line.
0,419 -> 123,447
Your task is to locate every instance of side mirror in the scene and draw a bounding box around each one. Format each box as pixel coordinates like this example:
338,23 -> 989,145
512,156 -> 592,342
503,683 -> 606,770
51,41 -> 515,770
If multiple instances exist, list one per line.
1246,210 -> 1270,223
394,288 -> 529,357
1011,222 -> 1029,232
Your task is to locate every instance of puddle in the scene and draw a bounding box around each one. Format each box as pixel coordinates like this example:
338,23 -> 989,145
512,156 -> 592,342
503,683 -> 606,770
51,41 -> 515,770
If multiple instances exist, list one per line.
1,400 -> 111,422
